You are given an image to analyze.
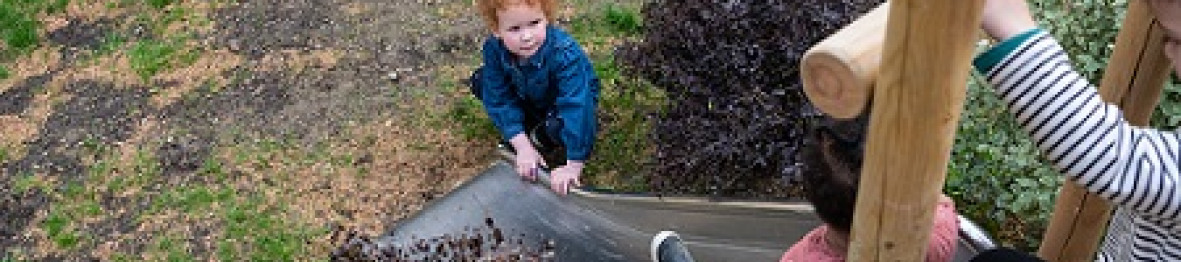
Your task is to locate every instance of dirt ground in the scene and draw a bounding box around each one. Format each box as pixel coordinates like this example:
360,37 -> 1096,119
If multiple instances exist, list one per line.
0,0 -> 524,259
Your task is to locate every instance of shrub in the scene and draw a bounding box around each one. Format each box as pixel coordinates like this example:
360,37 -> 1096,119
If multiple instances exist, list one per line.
617,0 -> 882,196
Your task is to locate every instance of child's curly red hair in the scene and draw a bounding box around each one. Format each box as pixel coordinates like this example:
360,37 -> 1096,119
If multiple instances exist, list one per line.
476,0 -> 558,31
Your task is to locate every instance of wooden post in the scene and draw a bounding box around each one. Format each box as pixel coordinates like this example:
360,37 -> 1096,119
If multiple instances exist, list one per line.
1037,1 -> 1171,260
802,3 -> 888,119
847,0 -> 984,261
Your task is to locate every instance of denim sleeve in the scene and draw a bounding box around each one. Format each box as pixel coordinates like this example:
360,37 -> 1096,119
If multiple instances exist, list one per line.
553,44 -> 599,161
480,39 -> 527,141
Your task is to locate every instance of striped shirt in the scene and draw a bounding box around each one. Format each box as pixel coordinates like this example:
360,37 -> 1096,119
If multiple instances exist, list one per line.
974,29 -> 1181,261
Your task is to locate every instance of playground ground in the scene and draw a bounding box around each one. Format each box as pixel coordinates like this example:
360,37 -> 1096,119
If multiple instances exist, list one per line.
0,0 -> 654,260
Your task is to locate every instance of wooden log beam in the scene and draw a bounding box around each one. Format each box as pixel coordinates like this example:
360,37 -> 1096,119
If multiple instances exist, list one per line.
802,3 -> 888,119
1037,1 -> 1171,260
847,0 -> 984,261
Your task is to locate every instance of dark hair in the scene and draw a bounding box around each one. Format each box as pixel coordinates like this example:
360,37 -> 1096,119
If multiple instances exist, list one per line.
800,116 -> 868,234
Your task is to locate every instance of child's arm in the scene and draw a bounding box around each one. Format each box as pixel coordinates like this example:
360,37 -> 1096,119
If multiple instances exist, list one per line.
976,29 -> 1181,221
552,42 -> 599,164
479,39 -> 529,144
479,39 -> 547,178
545,40 -> 598,195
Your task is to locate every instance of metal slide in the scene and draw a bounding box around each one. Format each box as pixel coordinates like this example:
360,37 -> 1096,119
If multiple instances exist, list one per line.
378,162 -> 995,261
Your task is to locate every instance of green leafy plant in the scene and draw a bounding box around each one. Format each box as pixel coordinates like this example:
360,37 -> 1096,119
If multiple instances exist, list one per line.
1152,79 -> 1181,129
948,74 -> 1062,250
0,65 -> 10,80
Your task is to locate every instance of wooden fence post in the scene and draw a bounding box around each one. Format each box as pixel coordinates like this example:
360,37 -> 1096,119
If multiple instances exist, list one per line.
847,0 -> 984,261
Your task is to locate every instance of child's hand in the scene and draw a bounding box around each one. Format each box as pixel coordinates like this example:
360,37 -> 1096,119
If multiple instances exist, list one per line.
509,134 -> 546,181
981,0 -> 1038,41
549,161 -> 584,195
1149,0 -> 1181,40
1148,0 -> 1181,76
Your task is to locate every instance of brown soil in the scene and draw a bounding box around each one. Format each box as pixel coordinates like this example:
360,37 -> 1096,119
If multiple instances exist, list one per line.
0,0 -> 504,260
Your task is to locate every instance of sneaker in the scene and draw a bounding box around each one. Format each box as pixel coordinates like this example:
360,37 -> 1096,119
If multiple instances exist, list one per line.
651,231 -> 695,262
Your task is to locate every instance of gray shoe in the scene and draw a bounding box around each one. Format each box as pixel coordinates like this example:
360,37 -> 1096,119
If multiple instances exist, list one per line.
651,231 -> 695,262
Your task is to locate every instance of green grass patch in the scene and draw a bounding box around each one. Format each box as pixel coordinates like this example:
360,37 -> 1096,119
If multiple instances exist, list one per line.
88,160 -> 114,177
570,2 -> 660,190
447,96 -> 498,141
145,0 -> 175,9
0,64 -> 10,80
0,0 -> 71,58
0,2 -> 39,53
88,32 -> 128,63
152,186 -> 233,214
200,158 -> 229,182
79,200 -> 103,217
129,39 -> 181,81
12,173 -> 42,194
218,193 -> 319,261
602,3 -> 642,35
0,146 -> 9,165
568,2 -> 643,37
60,181 -> 85,199
583,55 -> 664,191
151,234 -> 195,262
42,208 -> 83,249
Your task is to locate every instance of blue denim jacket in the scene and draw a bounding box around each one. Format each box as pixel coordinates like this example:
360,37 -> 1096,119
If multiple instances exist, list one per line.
478,25 -> 600,161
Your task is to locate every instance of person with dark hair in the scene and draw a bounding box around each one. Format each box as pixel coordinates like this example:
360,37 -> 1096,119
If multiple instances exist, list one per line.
780,116 -> 961,262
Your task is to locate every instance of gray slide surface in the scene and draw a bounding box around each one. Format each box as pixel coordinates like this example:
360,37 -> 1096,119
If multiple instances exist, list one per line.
379,162 -> 991,261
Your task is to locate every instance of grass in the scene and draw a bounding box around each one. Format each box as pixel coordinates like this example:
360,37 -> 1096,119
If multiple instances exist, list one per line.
569,3 -> 662,190
145,0 -> 175,9
42,208 -> 82,249
151,186 -> 232,214
0,0 -> 71,59
602,3 -> 643,35
2,0 -> 648,260
151,235 -> 195,262
219,193 -> 319,261
128,39 -> 181,81
0,64 -> 9,80
0,3 -> 39,54
12,173 -> 46,194
0,146 -> 9,165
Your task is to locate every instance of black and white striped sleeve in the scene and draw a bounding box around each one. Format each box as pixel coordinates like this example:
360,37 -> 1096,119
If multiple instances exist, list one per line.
980,31 -> 1181,221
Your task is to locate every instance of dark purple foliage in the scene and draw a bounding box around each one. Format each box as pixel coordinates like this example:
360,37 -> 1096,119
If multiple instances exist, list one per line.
616,0 -> 883,197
